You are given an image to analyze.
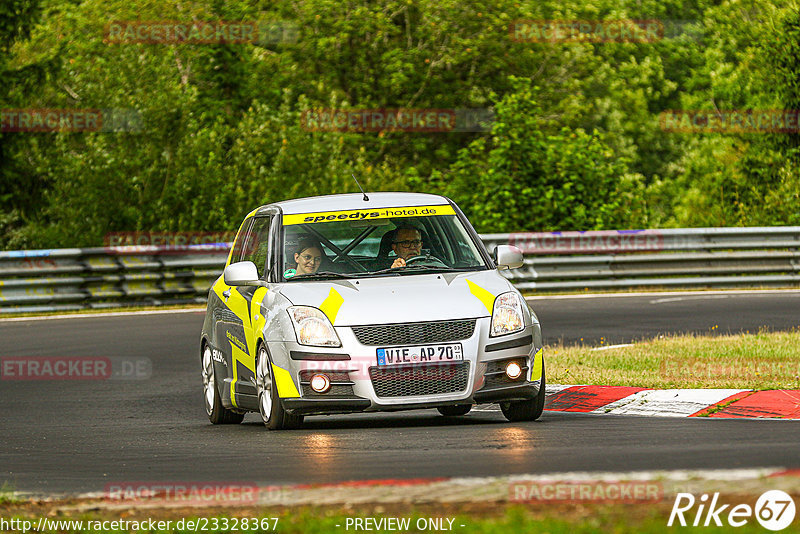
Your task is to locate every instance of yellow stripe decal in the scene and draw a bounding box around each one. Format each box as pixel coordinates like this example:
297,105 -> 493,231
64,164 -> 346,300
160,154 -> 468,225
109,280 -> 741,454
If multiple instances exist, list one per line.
319,287 -> 345,325
229,342 -> 251,407
466,279 -> 494,314
283,204 -> 455,225
212,278 -> 228,301
530,347 -> 543,382
272,363 -> 300,398
251,287 -> 269,335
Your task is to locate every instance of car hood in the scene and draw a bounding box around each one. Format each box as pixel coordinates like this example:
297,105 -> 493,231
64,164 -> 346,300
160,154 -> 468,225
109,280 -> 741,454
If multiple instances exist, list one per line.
277,270 -> 514,326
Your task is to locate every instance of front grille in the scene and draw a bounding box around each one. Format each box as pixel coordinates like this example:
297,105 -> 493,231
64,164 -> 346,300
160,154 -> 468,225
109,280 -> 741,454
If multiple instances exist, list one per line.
369,362 -> 470,398
352,319 -> 476,346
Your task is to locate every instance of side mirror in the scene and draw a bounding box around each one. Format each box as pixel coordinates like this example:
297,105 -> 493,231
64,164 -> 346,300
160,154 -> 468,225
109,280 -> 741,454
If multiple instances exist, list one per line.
223,261 -> 262,286
494,245 -> 524,271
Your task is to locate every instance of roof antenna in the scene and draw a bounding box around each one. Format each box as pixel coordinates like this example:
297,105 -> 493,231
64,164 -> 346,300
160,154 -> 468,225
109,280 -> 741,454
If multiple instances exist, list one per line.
352,173 -> 369,201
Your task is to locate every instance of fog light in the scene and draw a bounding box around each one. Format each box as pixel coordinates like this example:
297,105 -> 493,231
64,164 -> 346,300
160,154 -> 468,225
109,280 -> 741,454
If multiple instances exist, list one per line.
310,373 -> 331,393
505,361 -> 522,380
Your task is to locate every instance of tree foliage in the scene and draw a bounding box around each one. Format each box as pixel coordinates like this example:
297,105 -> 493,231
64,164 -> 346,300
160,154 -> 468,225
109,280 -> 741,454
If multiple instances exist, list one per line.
1,0 -> 799,247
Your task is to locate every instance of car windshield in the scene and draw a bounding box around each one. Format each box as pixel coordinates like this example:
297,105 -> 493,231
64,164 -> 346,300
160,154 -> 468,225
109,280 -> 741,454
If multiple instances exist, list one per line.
280,204 -> 488,280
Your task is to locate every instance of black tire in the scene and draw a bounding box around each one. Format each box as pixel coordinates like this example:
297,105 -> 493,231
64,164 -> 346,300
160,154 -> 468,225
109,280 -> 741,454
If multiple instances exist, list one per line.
202,345 -> 244,425
256,344 -> 304,430
437,404 -> 472,416
500,362 -> 546,422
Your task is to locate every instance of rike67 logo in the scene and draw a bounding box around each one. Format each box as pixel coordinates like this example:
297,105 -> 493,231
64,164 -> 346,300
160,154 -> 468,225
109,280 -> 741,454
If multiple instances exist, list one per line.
668,491 -> 796,531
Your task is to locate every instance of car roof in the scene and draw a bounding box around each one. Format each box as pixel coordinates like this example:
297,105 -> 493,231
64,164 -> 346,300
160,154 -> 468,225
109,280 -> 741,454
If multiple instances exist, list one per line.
256,192 -> 451,216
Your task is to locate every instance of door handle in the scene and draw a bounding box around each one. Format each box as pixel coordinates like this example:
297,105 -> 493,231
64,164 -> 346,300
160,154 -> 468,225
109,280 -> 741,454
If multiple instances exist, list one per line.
222,289 -> 231,300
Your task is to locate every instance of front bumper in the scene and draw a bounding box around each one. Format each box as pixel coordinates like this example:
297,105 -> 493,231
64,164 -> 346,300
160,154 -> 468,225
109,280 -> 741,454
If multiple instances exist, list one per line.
269,318 -> 542,415
283,381 -> 541,416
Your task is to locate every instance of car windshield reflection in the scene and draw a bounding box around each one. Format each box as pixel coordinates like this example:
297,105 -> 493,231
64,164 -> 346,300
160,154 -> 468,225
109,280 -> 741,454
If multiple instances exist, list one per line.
281,213 -> 487,281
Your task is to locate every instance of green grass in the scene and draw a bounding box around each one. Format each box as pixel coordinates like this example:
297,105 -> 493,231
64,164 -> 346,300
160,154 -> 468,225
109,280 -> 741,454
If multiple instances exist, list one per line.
273,507 -> 776,534
0,505 -> 787,534
548,329 -> 800,389
0,482 -> 22,505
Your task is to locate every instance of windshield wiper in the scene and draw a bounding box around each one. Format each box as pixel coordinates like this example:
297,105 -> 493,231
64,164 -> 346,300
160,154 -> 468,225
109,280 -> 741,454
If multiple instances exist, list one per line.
364,264 -> 456,276
290,271 -> 351,280
359,267 -> 403,277
395,265 -> 457,273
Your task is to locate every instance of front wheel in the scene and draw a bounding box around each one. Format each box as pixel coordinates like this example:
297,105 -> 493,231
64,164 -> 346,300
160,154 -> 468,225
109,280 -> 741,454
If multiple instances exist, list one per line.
257,345 -> 304,430
202,345 -> 244,424
500,362 -> 546,422
437,404 -> 472,416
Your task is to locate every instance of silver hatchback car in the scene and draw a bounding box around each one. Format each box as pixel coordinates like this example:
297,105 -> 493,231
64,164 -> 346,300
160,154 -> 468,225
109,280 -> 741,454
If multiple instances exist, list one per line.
200,192 -> 545,429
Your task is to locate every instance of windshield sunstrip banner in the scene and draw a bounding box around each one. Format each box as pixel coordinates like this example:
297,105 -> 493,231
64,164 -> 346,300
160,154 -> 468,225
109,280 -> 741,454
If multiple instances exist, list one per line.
282,205 -> 455,225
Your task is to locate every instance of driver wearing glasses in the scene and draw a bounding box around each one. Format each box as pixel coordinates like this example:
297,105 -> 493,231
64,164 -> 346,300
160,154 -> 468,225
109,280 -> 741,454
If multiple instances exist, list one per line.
292,237 -> 323,276
391,226 -> 423,269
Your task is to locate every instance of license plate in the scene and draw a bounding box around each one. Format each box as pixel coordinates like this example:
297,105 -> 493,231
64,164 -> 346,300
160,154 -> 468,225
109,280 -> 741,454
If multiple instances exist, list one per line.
376,344 -> 463,366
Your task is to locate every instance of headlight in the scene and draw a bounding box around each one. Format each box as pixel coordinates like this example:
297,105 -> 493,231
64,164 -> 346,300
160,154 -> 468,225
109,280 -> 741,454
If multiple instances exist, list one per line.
287,306 -> 342,347
490,291 -> 525,337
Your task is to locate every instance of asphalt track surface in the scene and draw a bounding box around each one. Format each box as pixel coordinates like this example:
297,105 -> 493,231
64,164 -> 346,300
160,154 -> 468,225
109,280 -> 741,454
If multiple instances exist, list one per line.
1,291 -> 799,495
528,289 -> 800,346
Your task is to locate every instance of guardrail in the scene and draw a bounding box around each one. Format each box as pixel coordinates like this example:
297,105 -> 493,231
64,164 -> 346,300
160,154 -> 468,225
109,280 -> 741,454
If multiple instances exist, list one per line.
2,227 -> 799,313
0,246 -> 229,314
484,227 -> 800,291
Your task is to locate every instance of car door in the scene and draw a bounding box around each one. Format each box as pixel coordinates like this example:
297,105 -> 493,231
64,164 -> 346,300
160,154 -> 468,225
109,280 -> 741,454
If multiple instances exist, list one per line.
213,214 -> 275,411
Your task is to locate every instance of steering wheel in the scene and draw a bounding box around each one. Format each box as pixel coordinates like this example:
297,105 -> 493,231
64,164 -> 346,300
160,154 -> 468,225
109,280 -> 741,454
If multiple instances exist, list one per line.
403,253 -> 447,267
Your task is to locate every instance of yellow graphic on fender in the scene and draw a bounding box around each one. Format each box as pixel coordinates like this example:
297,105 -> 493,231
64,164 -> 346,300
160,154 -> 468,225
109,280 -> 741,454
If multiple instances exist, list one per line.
530,348 -> 544,382
272,363 -> 300,398
319,287 -> 345,325
466,279 -> 494,314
